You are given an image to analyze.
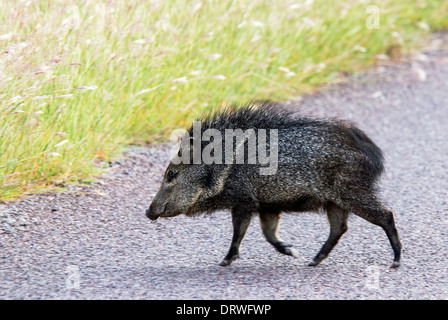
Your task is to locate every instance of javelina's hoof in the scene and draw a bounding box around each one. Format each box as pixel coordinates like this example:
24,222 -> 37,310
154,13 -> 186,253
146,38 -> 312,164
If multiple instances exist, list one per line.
276,243 -> 299,258
218,260 -> 231,267
390,261 -> 400,268
219,255 -> 239,267
283,247 -> 299,258
308,261 -> 319,267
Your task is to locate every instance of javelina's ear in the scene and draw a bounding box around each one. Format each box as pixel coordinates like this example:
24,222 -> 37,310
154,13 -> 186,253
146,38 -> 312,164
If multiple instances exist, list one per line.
171,133 -> 202,165
170,130 -> 193,165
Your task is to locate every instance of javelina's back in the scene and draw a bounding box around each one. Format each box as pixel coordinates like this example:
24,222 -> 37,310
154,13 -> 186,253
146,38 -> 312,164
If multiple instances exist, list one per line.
199,103 -> 384,177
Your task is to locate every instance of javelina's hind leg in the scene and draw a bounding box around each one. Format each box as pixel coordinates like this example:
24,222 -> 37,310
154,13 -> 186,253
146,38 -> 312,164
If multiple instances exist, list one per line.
219,209 -> 252,267
351,200 -> 402,268
309,202 -> 348,267
259,212 -> 299,258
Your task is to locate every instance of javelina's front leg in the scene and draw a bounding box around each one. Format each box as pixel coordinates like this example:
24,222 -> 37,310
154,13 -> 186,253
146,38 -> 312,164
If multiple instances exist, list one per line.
219,209 -> 252,266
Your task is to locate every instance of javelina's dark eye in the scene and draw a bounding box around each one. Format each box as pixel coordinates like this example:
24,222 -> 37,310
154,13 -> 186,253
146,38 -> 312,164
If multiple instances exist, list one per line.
166,170 -> 177,183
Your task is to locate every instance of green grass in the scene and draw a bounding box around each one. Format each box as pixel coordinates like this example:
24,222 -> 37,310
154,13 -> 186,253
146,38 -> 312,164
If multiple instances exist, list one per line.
1,0 -> 447,201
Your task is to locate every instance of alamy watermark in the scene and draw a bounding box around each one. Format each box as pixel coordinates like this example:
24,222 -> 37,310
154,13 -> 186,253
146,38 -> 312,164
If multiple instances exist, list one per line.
169,121 -> 278,175
365,264 -> 381,290
366,5 -> 380,29
65,265 -> 80,290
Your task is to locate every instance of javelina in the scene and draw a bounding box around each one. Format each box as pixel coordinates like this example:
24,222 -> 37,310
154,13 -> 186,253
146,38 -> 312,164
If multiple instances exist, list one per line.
146,103 -> 401,268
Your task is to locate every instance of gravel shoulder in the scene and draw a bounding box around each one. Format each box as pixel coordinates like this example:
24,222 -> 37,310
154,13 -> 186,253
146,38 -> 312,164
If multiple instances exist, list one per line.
1,33 -> 448,300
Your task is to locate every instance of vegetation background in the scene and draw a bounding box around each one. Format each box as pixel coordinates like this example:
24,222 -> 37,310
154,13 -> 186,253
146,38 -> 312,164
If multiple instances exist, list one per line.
1,0 -> 447,200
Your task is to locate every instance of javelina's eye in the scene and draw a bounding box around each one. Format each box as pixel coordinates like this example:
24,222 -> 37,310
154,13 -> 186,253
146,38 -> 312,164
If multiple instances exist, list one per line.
166,170 -> 177,183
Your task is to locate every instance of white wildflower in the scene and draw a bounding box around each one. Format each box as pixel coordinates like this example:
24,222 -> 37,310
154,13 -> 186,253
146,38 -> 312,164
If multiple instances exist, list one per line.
354,45 -> 367,53
306,36 -> 316,42
237,21 -> 247,29
391,31 -> 403,43
141,88 -> 155,96
48,152 -> 62,157
251,34 -> 262,43
155,18 -> 170,32
133,39 -> 146,44
249,20 -> 264,27
54,140 -> 69,148
289,0 -> 313,10
416,22 -> 430,31
34,65 -> 51,74
15,42 -> 28,49
136,89 -> 152,95
0,33 -> 14,40
55,94 -> 73,99
279,67 -> 295,76
136,84 -> 163,95
212,75 -> 226,80
301,17 -> 316,27
315,63 -> 326,72
9,95 -> 23,103
74,86 -> 98,91
192,2 -> 202,13
206,53 -> 221,61
32,95 -> 51,101
172,77 -> 188,84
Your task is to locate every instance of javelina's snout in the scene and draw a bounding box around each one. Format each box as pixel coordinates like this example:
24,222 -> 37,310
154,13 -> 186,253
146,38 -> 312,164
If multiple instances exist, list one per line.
145,207 -> 158,220
146,200 -> 168,220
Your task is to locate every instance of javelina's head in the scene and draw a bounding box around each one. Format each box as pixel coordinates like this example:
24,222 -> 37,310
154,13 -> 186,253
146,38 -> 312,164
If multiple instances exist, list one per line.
146,162 -> 214,220
146,130 -> 229,221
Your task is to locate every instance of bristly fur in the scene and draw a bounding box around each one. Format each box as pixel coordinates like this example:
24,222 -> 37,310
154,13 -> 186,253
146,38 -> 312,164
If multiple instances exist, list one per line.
195,100 -> 319,131
190,101 -> 384,180
148,101 -> 401,268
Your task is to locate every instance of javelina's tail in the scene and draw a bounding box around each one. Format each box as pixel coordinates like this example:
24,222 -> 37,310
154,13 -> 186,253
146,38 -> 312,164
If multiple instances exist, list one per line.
344,124 -> 385,178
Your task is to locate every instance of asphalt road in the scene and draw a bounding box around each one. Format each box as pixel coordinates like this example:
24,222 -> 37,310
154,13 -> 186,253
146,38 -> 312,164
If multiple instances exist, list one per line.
1,33 -> 448,299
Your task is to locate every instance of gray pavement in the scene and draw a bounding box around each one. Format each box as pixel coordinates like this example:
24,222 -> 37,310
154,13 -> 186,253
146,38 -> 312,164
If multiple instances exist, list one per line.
1,33 -> 448,299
